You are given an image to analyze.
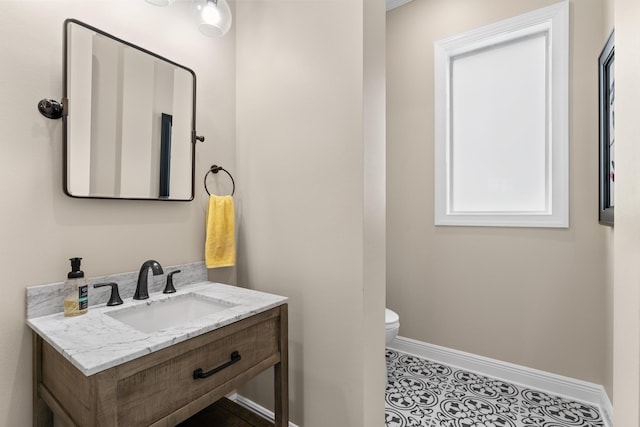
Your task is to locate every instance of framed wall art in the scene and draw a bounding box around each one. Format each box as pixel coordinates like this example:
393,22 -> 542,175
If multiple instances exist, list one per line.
599,30 -> 615,226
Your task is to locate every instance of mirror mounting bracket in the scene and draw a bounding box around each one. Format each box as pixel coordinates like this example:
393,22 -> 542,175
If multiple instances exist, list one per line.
37,98 -> 67,120
193,132 -> 205,143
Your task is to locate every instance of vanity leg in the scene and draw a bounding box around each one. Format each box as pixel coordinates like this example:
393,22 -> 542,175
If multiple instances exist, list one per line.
33,333 -> 53,427
274,304 -> 289,427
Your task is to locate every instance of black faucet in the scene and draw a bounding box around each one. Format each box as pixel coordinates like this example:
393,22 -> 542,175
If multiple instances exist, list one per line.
133,260 -> 164,300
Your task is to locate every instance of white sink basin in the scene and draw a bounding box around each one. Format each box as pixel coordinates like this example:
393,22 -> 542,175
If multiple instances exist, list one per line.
106,293 -> 236,334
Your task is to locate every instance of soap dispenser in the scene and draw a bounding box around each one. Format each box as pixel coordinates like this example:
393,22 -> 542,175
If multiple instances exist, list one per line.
63,257 -> 88,317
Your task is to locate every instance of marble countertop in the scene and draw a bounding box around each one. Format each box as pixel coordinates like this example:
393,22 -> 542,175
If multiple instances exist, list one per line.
27,282 -> 287,376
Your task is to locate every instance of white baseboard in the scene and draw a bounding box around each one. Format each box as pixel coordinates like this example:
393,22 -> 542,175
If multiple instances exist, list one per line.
389,336 -> 614,427
599,387 -> 614,427
229,338 -> 614,427
228,393 -> 300,427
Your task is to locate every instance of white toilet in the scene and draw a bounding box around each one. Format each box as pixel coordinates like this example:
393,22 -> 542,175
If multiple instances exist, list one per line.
385,308 -> 400,347
385,308 -> 400,386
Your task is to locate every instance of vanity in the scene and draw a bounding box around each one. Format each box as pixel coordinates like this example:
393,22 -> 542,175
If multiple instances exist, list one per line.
27,267 -> 288,426
29,16 -> 282,425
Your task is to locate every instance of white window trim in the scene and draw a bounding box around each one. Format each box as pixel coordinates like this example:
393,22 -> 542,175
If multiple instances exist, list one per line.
434,2 -> 569,228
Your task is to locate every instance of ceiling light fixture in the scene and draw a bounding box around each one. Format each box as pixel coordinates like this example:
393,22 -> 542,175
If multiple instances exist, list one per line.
197,0 -> 232,38
144,0 -> 232,38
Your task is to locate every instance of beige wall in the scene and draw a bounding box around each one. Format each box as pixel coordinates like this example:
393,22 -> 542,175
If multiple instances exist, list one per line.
235,0 -> 386,425
0,1 -> 235,424
602,0 -> 615,405
0,1 -> 385,425
363,0 -> 387,425
387,0 -> 609,385
613,0 -> 640,424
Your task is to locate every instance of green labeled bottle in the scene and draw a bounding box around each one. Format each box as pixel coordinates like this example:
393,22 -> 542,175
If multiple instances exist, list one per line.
63,257 -> 88,317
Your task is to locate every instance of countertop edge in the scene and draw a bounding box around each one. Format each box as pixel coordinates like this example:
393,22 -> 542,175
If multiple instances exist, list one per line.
27,282 -> 288,376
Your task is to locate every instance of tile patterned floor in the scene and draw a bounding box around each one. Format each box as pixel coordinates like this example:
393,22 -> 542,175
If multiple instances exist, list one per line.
385,349 -> 604,427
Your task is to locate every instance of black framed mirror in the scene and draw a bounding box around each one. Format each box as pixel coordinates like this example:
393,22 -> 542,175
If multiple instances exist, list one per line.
63,19 -> 198,201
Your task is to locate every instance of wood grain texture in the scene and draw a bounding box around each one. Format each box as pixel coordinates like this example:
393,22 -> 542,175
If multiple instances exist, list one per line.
32,333 -> 53,427
33,304 -> 289,426
41,334 -> 91,425
117,317 -> 278,425
274,304 -> 289,427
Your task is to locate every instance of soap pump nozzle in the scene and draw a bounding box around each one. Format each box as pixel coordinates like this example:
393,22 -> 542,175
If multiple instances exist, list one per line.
68,257 -> 84,279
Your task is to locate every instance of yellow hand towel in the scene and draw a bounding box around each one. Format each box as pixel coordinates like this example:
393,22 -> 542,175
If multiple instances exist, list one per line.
205,195 -> 236,268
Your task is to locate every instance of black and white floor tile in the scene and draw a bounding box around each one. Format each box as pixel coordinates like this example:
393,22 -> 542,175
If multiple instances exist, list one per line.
385,349 -> 604,427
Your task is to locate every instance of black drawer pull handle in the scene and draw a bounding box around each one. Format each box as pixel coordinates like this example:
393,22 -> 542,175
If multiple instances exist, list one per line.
193,351 -> 241,380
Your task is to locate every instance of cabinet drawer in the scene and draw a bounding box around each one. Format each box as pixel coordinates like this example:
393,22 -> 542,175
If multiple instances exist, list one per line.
116,316 -> 279,426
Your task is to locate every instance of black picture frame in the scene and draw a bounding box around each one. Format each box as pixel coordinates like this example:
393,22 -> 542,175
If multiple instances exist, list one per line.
599,30 -> 615,226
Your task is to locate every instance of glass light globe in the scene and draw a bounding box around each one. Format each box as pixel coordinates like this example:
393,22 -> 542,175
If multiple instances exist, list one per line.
144,0 -> 176,5
198,0 -> 232,38
202,5 -> 221,24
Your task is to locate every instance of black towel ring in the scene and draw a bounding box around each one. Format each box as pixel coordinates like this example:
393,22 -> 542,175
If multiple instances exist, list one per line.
204,165 -> 235,196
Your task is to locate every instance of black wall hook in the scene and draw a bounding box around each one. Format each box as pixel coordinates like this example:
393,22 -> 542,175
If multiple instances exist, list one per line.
37,99 -> 64,119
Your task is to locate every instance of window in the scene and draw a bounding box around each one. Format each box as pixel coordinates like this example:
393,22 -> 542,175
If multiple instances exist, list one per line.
434,2 -> 569,227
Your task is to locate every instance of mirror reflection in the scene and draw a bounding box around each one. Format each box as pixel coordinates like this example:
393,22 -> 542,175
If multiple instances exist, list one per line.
64,19 -> 196,201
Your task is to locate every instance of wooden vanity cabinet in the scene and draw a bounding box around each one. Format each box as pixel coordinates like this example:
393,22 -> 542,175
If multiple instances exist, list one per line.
33,304 -> 288,427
